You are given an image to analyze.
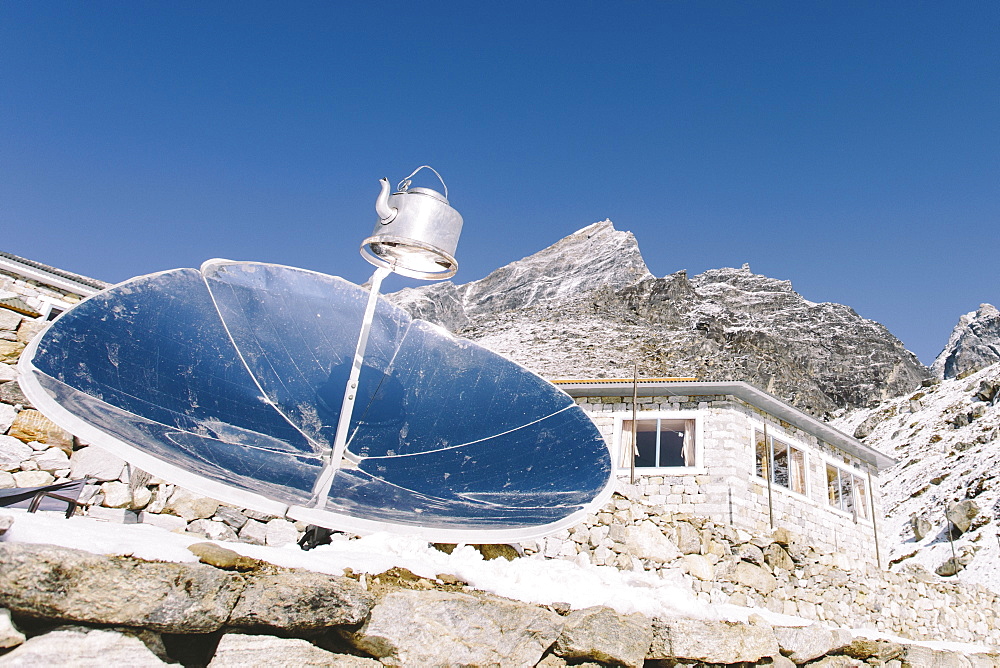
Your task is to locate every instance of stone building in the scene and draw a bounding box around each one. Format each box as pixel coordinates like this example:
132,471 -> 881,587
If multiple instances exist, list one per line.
555,379 -> 894,568
0,251 -> 107,321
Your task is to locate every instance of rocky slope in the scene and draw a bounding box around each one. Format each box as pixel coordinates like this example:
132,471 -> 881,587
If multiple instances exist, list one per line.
389,220 -> 929,416
831,361 -> 1000,592
931,303 -> 1000,379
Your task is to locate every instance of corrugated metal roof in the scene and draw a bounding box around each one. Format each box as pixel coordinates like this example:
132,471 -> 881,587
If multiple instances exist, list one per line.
554,379 -> 896,470
0,251 -> 108,295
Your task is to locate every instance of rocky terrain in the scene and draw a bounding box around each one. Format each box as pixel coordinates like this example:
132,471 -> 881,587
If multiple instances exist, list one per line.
389,220 -> 929,417
931,303 -> 1000,380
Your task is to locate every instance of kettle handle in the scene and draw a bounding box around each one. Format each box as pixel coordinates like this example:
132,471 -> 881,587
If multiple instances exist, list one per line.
397,165 -> 449,200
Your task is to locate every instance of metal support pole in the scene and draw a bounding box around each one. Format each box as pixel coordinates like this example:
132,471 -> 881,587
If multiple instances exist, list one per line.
763,423 -> 775,530
867,469 -> 882,570
630,362 -> 638,485
310,266 -> 392,507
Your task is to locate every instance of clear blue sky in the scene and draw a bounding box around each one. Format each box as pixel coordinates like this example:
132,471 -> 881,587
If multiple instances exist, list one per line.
2,2 -> 997,365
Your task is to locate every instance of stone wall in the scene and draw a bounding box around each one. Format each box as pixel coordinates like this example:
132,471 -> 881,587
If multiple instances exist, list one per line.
578,394 -> 885,569
520,498 -> 1000,646
2,540 -> 999,667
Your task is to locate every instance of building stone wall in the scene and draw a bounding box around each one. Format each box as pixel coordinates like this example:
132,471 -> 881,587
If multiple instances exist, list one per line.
575,394 -> 885,569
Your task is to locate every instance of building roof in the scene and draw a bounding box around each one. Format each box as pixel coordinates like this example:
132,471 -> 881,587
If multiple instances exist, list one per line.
0,250 -> 108,296
553,378 -> 896,470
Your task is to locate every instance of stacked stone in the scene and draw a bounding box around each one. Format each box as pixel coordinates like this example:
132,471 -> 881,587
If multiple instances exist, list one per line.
519,494 -> 1000,646
1,541 -> 999,666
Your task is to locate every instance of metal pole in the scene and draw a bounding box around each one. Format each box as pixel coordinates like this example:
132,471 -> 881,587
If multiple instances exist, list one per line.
867,469 -> 882,570
763,423 -> 775,530
310,266 -> 392,507
630,362 -> 638,485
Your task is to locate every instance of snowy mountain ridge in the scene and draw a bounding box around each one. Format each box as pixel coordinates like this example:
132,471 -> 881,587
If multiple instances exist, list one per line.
389,220 -> 929,416
932,303 -> 1000,380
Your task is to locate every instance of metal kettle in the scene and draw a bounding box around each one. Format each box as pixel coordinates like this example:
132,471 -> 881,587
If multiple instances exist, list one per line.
360,165 -> 464,280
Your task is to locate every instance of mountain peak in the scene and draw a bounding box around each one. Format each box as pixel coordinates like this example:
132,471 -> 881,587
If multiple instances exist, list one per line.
931,303 -> 1000,379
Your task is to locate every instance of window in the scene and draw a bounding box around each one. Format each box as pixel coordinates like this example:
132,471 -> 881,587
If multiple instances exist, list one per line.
754,430 -> 807,495
620,418 -> 696,468
827,464 -> 869,520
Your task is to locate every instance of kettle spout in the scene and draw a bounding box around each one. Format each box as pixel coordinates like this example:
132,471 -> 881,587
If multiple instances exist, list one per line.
375,178 -> 397,224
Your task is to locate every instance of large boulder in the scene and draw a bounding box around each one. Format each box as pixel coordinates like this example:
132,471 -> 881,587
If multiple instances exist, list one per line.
0,542 -> 244,633
162,486 -> 220,521
772,624 -> 852,664
229,570 -> 373,631
648,617 -> 779,664
69,446 -> 126,482
347,589 -> 563,667
624,521 -> 681,563
0,625 -> 169,666
208,633 -> 381,667
553,606 -> 651,668
945,499 -> 979,534
6,409 -> 73,451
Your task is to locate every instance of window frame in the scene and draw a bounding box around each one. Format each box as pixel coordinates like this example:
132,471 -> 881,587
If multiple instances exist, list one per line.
824,459 -> 871,521
751,424 -> 811,500
613,411 -> 704,474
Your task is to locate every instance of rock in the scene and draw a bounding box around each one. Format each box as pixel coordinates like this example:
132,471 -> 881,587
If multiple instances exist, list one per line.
0,542 -> 244,633
239,518 -> 268,545
674,520 -> 701,554
101,480 -> 133,508
0,380 -> 30,408
16,319 -> 47,345
911,515 -> 933,541
264,518 -> 299,546
738,542 -> 766,565
0,402 -> 16,433
347,589 -> 562,667
0,434 -> 32,466
163,486 -> 220,521
853,414 -> 882,439
0,308 -> 23,331
0,340 -> 25,363
773,624 -> 844,663
230,570 -> 373,631
728,561 -> 777,595
764,543 -> 795,571
214,506 -> 249,529
623,520 -> 680,563
187,518 -> 240,542
187,542 -> 263,571
69,445 -> 126,481
936,557 -> 965,577
648,616 -> 779,663
131,485 -> 152,509
208,633 -> 381,667
842,636 -> 905,661
932,304 -> 1000,379
681,554 -> 714,580
0,362 -> 18,382
137,511 -> 188,532
0,607 -> 26,648
771,526 -> 797,547
553,605 -> 652,668
6,409 -> 73,450
946,499 -> 979,534
0,513 -> 12,534
13,469 -> 55,487
805,657 -> 867,667
146,484 -> 172,513
0,471 -> 14,488
0,625 -> 169,666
